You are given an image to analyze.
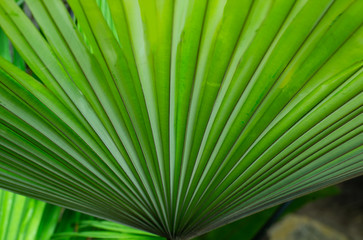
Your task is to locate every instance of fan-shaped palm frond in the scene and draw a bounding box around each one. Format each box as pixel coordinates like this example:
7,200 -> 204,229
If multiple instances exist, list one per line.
0,0 -> 362,239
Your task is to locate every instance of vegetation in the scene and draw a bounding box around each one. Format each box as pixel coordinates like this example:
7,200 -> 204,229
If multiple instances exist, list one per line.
0,188 -> 164,240
0,0 -> 362,239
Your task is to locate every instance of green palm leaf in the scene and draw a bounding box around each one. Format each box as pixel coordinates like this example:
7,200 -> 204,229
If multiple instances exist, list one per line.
0,188 -> 164,240
0,0 -> 362,239
0,189 -> 61,240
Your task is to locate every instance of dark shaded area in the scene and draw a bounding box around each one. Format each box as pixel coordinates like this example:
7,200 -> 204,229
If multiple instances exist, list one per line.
295,176 -> 363,240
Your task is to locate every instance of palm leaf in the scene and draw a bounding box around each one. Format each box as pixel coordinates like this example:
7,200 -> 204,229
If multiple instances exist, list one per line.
0,188 -> 164,240
0,189 -> 61,240
52,220 -> 164,240
0,0 -> 362,239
